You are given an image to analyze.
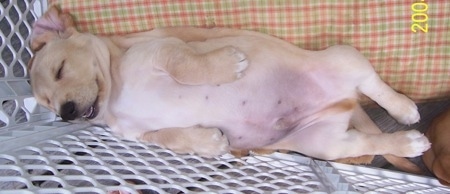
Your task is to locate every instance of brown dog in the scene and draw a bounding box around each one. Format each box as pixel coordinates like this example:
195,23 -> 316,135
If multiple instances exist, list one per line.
423,107 -> 450,185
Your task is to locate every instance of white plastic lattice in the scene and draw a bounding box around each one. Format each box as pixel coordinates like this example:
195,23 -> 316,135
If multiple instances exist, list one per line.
0,0 -> 54,131
0,126 -> 356,193
0,0 -> 449,193
332,163 -> 450,194
1,126 -> 449,193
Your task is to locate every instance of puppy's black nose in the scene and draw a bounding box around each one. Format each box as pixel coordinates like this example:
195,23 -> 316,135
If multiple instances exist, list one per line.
60,101 -> 77,121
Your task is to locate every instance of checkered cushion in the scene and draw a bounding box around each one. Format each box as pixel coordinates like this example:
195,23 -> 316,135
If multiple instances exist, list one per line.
48,0 -> 450,101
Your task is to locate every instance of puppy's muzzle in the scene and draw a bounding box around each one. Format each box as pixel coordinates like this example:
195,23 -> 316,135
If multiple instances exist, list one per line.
60,101 -> 77,121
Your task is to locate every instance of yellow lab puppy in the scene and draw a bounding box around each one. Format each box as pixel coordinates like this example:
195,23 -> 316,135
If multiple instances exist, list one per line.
29,6 -> 429,171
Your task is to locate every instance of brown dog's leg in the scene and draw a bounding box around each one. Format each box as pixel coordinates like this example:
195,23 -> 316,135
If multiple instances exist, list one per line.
423,108 -> 450,185
154,38 -> 248,85
139,126 -> 229,157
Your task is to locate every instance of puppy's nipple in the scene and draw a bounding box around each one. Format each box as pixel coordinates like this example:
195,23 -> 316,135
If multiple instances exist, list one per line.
274,118 -> 289,130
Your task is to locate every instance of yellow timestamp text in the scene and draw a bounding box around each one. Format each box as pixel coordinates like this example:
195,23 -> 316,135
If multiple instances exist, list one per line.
411,1 -> 428,33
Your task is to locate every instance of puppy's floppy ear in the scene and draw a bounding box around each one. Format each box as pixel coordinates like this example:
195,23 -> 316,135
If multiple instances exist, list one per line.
30,5 -> 77,52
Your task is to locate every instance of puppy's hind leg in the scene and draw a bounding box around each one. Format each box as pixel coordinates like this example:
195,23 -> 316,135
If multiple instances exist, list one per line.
332,129 -> 430,159
357,71 -> 420,125
325,45 -> 419,125
263,109 -> 429,161
341,104 -> 425,174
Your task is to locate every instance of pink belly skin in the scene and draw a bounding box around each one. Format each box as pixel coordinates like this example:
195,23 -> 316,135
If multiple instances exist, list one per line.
113,66 -> 354,150
111,39 -> 357,150
204,71 -> 346,149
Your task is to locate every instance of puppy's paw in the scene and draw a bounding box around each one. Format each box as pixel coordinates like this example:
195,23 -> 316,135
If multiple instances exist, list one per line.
390,130 -> 431,157
192,127 -> 230,157
208,46 -> 248,84
139,127 -> 229,157
388,94 -> 420,125
225,47 -> 249,78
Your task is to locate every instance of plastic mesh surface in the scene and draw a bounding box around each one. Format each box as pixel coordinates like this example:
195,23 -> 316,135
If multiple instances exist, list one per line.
0,0 -> 54,133
332,163 -> 450,194
1,126 -> 449,193
0,125 -> 355,193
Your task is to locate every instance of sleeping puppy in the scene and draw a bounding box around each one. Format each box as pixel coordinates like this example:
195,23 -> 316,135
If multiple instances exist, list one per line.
28,6 -> 430,169
423,107 -> 450,185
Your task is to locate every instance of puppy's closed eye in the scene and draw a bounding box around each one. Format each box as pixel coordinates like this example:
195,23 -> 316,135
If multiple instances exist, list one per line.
55,60 -> 65,81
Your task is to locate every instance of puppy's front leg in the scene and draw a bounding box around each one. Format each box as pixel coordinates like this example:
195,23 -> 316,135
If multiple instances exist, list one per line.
157,38 -> 248,85
139,126 -> 229,157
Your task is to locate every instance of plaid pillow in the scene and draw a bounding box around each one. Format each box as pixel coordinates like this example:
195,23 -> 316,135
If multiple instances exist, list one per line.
48,0 -> 450,101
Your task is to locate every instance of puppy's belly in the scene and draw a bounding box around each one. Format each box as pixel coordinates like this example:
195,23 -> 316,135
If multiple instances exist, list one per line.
113,61 -> 354,149
218,121 -> 292,149
114,93 -> 298,149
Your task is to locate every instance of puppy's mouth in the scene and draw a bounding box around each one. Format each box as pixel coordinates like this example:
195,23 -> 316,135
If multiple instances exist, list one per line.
82,98 -> 99,120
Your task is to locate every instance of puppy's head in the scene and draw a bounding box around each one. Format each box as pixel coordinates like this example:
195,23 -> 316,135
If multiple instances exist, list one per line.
28,6 -> 111,122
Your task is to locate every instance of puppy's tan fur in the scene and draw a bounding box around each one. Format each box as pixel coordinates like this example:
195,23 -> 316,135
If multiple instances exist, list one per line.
423,107 -> 450,185
29,7 -> 430,172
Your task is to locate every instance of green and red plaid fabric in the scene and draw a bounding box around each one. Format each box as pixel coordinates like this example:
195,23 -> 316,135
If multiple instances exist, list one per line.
48,0 -> 450,101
